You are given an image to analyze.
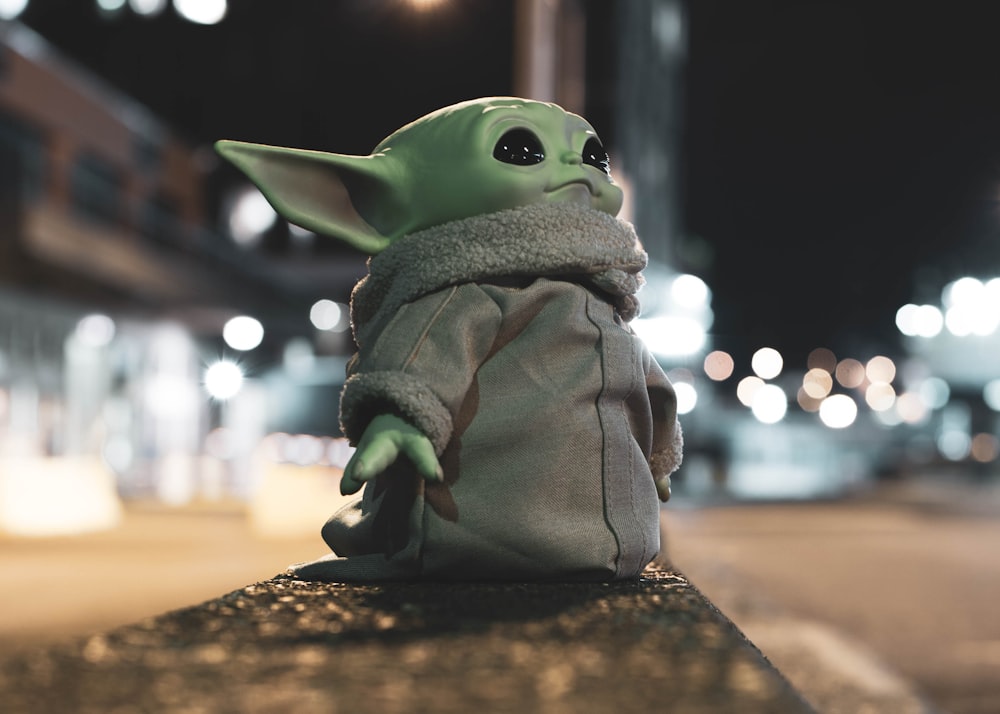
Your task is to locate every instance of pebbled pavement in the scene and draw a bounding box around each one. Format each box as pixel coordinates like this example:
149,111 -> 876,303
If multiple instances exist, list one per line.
0,566 -> 814,714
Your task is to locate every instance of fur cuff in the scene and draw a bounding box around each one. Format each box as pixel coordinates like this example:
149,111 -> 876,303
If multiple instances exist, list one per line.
650,422 -> 684,479
340,371 -> 453,454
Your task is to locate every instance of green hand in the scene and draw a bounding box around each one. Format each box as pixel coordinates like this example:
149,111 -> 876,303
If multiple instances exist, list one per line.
341,414 -> 444,495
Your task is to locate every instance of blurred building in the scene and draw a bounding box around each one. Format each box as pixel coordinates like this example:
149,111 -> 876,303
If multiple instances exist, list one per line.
0,23 -> 352,526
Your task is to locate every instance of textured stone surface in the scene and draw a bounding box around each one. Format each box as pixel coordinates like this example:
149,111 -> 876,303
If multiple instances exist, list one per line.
0,566 -> 813,713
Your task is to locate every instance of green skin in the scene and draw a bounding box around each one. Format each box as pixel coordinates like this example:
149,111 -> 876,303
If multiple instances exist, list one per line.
216,97 -> 632,497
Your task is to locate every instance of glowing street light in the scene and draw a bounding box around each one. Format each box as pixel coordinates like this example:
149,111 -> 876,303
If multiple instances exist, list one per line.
204,361 -> 243,400
222,316 -> 264,351
0,0 -> 29,20
819,394 -> 857,429
173,0 -> 226,25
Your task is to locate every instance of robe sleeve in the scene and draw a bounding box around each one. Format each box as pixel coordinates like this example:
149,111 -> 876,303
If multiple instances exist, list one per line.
643,346 -> 683,492
339,283 -> 504,455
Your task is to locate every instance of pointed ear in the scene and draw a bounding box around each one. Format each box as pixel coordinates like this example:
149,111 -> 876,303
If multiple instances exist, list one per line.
215,140 -> 404,254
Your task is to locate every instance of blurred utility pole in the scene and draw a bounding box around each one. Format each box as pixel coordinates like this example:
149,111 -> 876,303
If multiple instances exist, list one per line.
615,0 -> 687,266
513,0 -> 586,113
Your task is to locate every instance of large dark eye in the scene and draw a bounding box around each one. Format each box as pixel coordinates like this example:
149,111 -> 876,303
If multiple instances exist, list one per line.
493,128 -> 545,165
582,137 -> 611,174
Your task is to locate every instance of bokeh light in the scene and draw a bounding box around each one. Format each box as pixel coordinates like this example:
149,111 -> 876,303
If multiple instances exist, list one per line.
227,186 -> 276,246
703,350 -> 734,381
835,358 -> 866,389
984,380 -> 1000,412
897,303 -> 947,338
751,384 -> 787,424
173,0 -> 227,25
918,377 -> 950,410
807,347 -> 837,373
0,0 -> 29,20
865,383 -> 896,412
129,0 -> 167,16
204,361 -> 243,400
865,355 -> 896,384
670,274 -> 711,309
223,316 -> 264,351
970,433 -> 999,463
939,275 -> 1000,336
751,347 -> 783,380
895,392 -> 929,424
75,314 -> 116,348
674,382 -> 698,415
938,430 -> 971,461
802,368 -> 833,399
632,316 -> 707,357
796,387 -> 822,412
310,299 -> 347,331
819,394 -> 857,429
737,376 -> 765,407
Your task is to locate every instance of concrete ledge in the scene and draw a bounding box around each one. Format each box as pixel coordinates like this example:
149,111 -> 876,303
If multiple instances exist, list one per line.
0,566 -> 814,713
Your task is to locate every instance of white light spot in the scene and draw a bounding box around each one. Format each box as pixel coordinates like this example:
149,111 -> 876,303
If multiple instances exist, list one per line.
819,394 -> 858,429
173,0 -> 226,24
0,0 -> 29,20
895,304 -> 920,337
670,274 -> 710,309
751,347 -> 783,380
145,375 -> 199,419
227,186 -> 276,246
984,380 -> 1000,412
918,377 -> 950,410
310,299 -> 344,331
222,316 -> 264,351
128,0 -> 167,15
737,376 -> 764,408
75,314 -> 116,348
204,361 -> 243,400
896,392 -> 929,424
865,355 -> 896,384
865,382 -> 896,412
938,430 -> 971,461
674,382 -> 698,415
632,316 -> 706,357
942,276 -> 984,307
802,368 -> 833,399
96,0 -> 126,11
913,304 -> 944,338
751,384 -> 787,424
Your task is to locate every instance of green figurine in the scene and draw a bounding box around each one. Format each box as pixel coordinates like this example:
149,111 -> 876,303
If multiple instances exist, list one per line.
217,97 -> 682,581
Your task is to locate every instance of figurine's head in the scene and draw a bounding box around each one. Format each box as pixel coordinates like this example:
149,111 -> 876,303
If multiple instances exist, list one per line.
216,97 -> 624,254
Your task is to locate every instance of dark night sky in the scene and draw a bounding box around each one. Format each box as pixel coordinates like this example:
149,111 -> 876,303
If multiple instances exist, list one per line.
683,1 -> 1000,365
16,0 -> 1000,367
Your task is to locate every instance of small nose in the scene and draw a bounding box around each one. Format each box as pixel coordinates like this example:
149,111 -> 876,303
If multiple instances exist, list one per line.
561,151 -> 582,165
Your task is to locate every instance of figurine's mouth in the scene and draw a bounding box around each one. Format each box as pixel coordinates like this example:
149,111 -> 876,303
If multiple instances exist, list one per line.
544,180 -> 598,205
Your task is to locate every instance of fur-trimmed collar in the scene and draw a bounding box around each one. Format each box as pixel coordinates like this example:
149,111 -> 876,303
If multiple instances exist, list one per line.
350,202 -> 648,332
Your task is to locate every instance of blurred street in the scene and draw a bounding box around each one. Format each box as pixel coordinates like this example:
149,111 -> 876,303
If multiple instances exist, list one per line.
666,475 -> 1000,714
0,473 -> 996,713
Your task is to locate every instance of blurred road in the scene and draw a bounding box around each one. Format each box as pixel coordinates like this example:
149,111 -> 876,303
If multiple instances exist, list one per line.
0,502 -> 324,653
1,476 -> 998,714
665,477 -> 1000,714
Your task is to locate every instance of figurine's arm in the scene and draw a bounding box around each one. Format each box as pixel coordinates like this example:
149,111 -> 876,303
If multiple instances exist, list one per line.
340,414 -> 443,495
339,284 -> 504,493
643,347 -> 683,502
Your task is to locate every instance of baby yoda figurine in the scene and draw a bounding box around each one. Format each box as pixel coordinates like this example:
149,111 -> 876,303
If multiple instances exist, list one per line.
217,97 -> 682,581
